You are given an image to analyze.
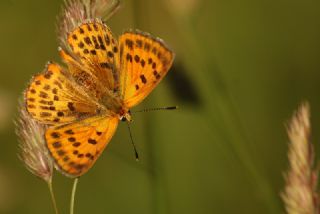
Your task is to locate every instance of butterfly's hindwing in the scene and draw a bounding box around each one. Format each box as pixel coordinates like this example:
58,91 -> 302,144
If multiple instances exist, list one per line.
46,115 -> 119,177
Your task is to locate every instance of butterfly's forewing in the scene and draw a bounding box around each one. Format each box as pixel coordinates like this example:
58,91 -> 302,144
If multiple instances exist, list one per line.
64,21 -> 121,97
46,115 -> 119,177
118,31 -> 174,108
25,63 -> 98,124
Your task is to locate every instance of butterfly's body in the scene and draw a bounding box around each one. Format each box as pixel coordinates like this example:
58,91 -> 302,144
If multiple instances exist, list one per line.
100,94 -> 122,112
68,59 -> 133,122
25,19 -> 174,177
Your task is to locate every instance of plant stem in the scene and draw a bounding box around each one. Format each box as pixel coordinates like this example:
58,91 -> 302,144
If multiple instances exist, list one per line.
70,178 -> 79,214
131,2 -> 166,214
47,179 -> 59,214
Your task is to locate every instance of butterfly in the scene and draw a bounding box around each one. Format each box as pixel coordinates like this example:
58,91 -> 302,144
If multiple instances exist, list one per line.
24,19 -> 174,177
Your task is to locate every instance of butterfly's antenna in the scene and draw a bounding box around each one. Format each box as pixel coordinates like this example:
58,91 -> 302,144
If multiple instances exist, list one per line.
126,106 -> 177,160
131,106 -> 178,114
126,122 -> 139,161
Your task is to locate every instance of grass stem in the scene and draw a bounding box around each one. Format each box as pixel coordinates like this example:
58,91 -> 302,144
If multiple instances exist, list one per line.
70,178 -> 79,214
47,179 -> 59,214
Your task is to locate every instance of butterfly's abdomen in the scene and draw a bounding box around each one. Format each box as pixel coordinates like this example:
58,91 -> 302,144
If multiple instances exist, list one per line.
100,94 -> 124,114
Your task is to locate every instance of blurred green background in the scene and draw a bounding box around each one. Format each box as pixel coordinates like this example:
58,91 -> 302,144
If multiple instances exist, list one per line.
1,0 -> 320,213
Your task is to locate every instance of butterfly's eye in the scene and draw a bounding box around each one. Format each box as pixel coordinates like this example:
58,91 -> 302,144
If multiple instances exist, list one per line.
119,112 -> 132,122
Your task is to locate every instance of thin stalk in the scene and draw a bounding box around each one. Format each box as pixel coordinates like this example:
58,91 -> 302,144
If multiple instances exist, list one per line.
47,179 -> 59,214
70,178 -> 79,214
131,1 -> 167,213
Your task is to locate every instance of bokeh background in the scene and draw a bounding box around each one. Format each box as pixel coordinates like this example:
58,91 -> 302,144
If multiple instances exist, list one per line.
1,0 -> 320,213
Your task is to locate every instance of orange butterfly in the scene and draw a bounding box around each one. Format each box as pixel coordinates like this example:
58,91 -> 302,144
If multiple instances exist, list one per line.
25,20 -> 174,177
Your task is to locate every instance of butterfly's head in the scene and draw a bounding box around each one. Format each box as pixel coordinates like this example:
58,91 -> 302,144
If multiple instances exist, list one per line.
119,110 -> 132,122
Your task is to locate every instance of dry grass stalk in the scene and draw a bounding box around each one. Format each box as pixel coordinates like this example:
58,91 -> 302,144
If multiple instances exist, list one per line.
15,100 -> 59,213
15,101 -> 53,182
282,103 -> 319,214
